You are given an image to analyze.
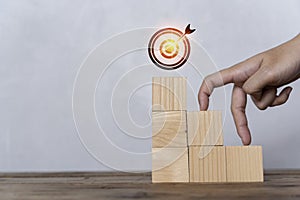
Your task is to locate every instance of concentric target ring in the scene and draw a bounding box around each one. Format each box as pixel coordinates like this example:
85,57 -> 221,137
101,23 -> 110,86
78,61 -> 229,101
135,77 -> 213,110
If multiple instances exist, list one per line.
148,28 -> 191,70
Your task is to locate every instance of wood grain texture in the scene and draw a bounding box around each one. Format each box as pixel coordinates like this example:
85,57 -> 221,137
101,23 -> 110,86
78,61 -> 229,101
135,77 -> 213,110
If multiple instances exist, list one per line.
152,111 -> 187,148
189,146 -> 226,182
187,111 -> 223,146
0,171 -> 299,200
152,147 -> 189,183
226,146 -> 264,182
152,77 -> 186,111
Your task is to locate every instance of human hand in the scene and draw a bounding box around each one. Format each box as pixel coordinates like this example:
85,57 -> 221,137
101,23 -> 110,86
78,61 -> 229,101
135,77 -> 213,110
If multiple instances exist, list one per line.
198,34 -> 300,145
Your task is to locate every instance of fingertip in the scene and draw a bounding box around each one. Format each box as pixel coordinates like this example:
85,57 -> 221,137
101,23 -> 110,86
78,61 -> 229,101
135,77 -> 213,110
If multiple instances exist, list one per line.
198,91 -> 209,111
234,124 -> 251,145
199,105 -> 204,111
199,103 -> 208,111
238,128 -> 251,145
242,136 -> 251,145
199,98 -> 208,111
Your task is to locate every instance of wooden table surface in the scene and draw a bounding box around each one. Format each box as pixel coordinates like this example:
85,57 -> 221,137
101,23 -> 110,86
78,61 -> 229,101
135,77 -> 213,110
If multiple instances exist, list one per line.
0,170 -> 299,200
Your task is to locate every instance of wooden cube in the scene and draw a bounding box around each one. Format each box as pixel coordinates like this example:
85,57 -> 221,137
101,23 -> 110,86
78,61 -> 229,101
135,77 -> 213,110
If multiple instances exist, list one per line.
226,146 -> 264,182
152,77 -> 186,111
152,147 -> 189,183
189,146 -> 226,182
152,111 -> 187,148
187,111 -> 223,146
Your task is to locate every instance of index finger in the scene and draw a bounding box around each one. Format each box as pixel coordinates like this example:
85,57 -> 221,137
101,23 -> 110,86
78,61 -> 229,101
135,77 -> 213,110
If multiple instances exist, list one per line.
198,68 -> 235,110
198,55 -> 263,110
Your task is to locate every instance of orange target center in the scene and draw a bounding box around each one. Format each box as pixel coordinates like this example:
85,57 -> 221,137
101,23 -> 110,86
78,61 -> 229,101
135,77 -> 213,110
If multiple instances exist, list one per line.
165,44 -> 175,54
159,39 -> 179,59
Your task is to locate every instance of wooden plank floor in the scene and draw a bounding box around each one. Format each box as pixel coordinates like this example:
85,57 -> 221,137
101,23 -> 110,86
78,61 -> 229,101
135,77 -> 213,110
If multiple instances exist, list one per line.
0,170 -> 300,200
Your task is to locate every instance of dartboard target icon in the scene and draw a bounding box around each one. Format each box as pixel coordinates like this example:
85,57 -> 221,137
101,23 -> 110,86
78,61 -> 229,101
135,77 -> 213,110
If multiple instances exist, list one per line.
148,24 -> 195,70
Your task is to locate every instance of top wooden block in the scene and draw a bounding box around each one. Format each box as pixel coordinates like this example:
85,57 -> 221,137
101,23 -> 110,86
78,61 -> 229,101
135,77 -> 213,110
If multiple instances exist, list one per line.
152,77 -> 186,111
187,111 -> 224,146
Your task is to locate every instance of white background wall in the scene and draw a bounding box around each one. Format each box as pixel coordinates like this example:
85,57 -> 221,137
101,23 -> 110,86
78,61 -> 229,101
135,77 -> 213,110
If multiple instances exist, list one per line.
0,0 -> 300,172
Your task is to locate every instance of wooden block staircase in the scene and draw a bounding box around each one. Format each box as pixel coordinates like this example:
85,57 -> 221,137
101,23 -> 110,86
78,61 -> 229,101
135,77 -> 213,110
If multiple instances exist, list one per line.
151,77 -> 264,183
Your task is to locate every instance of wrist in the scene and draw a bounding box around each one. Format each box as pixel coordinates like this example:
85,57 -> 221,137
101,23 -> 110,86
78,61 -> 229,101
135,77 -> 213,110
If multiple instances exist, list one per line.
291,34 -> 300,77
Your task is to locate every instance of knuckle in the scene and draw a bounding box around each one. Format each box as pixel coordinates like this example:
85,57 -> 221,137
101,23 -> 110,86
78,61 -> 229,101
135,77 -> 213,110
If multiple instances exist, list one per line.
256,102 -> 267,110
203,75 -> 212,85
242,84 -> 253,94
261,66 -> 277,81
252,97 -> 268,110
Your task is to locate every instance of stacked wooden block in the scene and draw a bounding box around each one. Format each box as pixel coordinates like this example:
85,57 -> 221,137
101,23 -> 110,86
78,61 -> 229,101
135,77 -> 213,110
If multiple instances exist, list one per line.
152,77 -> 264,183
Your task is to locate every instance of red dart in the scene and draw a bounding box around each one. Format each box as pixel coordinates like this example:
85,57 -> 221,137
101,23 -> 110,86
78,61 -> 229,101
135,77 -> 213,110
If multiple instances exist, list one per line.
177,24 -> 196,42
